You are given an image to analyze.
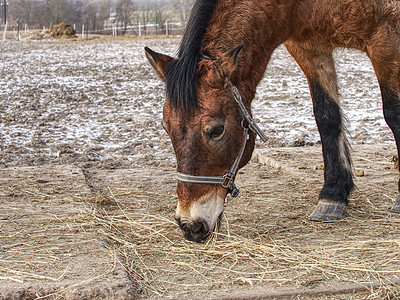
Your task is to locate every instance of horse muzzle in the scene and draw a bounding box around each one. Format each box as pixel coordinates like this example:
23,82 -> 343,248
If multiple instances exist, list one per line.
175,211 -> 224,242
175,217 -> 211,242
175,192 -> 225,242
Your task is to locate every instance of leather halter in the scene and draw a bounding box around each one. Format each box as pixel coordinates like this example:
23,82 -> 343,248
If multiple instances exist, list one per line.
176,86 -> 268,197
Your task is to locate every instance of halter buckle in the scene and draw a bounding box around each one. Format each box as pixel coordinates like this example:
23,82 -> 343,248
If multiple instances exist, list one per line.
222,172 -> 240,197
222,172 -> 235,188
230,185 -> 240,198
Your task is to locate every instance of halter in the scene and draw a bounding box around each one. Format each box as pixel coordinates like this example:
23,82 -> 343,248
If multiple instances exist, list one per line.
176,86 -> 268,197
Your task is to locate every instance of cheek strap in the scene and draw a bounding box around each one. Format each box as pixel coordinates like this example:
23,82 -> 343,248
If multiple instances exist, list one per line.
176,86 -> 267,197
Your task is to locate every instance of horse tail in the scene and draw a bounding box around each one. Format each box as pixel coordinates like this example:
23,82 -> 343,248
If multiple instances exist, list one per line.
164,0 -> 218,114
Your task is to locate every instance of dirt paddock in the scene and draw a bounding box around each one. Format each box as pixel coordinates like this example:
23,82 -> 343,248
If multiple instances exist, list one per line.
1,37 -> 400,299
1,144 -> 400,299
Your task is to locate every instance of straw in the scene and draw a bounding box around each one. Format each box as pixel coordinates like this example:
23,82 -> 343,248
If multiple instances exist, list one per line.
87,188 -> 400,298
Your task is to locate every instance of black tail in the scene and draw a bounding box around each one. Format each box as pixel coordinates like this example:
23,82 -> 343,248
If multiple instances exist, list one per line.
164,0 -> 218,114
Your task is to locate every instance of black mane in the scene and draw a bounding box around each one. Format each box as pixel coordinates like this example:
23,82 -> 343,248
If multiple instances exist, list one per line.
164,0 -> 218,114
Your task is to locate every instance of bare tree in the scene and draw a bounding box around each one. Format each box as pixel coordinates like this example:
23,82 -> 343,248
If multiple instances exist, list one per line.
8,0 -> 33,25
9,0 -> 81,29
170,0 -> 191,24
85,1 -> 98,32
46,0 -> 73,25
31,0 -> 47,27
136,0 -> 152,35
70,0 -> 85,30
7,0 -> 193,33
97,0 -> 111,32
152,0 -> 168,34
85,0 -> 110,33
114,0 -> 134,33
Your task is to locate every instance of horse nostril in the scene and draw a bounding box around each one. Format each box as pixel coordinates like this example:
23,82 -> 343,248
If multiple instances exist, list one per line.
191,221 -> 205,235
175,217 -> 211,242
175,217 -> 186,231
181,220 -> 210,242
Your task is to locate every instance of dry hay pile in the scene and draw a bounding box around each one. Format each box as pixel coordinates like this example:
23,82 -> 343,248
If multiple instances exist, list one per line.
24,30 -> 49,40
89,183 -> 400,299
48,23 -> 77,39
24,23 -> 77,40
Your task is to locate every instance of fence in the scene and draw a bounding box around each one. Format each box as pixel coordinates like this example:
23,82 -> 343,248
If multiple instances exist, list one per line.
1,20 -> 185,41
85,22 -> 185,37
1,22 -> 21,40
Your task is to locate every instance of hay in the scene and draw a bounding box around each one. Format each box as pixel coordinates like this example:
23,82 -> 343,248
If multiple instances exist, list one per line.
88,187 -> 400,299
48,23 -> 77,39
0,168 -> 119,298
25,23 -> 77,40
3,160 -> 398,298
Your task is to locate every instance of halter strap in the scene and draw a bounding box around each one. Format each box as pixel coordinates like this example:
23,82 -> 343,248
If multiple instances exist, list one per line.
176,86 -> 267,197
233,86 -> 268,142
177,126 -> 249,197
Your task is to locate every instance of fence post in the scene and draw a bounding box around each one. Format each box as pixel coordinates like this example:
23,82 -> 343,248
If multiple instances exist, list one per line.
86,17 -> 88,39
155,16 -> 157,36
2,22 -> 7,40
17,19 -> 19,41
166,20 -> 168,35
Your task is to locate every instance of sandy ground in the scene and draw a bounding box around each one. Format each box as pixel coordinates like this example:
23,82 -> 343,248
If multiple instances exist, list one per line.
0,166 -> 135,299
1,37 -> 400,299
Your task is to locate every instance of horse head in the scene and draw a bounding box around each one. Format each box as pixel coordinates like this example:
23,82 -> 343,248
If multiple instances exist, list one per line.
145,45 -> 259,242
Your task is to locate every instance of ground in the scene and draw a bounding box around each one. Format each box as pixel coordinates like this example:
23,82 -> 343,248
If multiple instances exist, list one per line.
1,37 -> 400,299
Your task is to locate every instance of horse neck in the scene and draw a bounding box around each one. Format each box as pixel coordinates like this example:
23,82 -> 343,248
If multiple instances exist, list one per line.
202,0 -> 300,104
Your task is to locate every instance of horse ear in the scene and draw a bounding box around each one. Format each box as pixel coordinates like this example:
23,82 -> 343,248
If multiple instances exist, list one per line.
222,44 -> 243,77
144,47 -> 174,81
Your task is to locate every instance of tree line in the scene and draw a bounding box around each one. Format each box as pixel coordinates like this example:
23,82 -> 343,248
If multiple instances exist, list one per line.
4,0 -> 193,35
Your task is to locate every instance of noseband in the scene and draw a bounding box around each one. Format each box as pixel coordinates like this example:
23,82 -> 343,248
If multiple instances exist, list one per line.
176,86 -> 268,197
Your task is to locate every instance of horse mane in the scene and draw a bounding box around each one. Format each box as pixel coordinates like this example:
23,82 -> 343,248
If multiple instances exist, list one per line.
164,0 -> 218,114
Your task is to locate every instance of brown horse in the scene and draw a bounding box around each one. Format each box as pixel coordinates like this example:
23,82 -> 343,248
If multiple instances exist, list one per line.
145,0 -> 400,242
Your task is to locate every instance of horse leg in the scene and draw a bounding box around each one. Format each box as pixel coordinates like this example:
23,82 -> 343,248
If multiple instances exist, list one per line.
285,41 -> 354,221
381,85 -> 400,212
367,33 -> 400,213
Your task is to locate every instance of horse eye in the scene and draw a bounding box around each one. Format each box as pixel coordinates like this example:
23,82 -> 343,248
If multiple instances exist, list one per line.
207,125 -> 225,140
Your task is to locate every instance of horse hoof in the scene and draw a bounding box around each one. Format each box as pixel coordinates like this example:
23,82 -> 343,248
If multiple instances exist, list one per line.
390,195 -> 400,213
309,200 -> 347,222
